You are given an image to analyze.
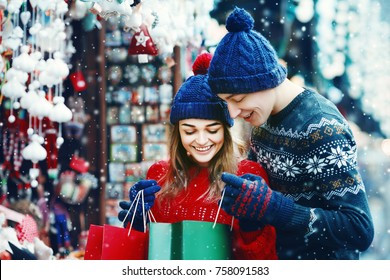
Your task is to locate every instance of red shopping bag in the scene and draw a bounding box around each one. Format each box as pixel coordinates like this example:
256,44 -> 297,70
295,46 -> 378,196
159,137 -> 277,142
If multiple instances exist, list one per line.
84,224 -> 103,260
84,190 -> 149,260
100,224 -> 148,260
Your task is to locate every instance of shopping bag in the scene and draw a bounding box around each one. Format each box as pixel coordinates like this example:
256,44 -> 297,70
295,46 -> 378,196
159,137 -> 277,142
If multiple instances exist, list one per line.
181,220 -> 232,260
148,221 -> 232,260
84,190 -> 149,260
148,222 -> 175,260
101,190 -> 149,260
84,224 -> 103,260
148,188 -> 232,260
100,224 -> 148,260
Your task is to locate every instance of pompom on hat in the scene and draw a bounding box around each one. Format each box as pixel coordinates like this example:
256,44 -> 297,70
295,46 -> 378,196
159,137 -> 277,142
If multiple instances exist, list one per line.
208,7 -> 287,94
170,53 -> 234,127
192,52 -> 213,75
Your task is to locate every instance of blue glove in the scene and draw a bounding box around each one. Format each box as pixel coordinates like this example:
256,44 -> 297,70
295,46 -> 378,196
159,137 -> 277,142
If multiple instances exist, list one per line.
220,173 -> 294,228
118,179 -> 161,231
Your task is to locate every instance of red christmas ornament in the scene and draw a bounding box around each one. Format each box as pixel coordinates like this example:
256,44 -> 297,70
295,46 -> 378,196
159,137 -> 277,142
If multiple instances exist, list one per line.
69,70 -> 87,92
192,52 -> 213,75
128,24 -> 158,57
69,155 -> 90,174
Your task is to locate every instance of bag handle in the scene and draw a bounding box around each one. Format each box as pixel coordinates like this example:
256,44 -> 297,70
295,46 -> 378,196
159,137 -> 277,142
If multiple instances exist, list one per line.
147,208 -> 156,223
213,188 -> 234,231
120,190 -> 148,236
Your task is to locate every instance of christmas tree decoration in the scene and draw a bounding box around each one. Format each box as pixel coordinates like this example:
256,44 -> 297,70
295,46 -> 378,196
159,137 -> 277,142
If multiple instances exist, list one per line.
128,24 -> 158,63
82,0 -> 134,20
21,134 -> 47,164
122,0 -> 142,32
69,70 -> 87,92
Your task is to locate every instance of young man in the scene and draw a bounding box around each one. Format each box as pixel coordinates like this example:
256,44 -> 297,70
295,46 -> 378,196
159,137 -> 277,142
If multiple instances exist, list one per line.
208,7 -> 374,260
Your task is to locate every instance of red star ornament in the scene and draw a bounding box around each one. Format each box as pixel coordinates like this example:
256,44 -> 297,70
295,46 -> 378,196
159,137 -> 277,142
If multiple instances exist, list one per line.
128,24 -> 158,62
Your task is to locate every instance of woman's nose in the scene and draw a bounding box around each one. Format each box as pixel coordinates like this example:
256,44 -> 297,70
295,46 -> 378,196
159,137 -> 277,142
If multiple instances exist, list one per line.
196,132 -> 208,145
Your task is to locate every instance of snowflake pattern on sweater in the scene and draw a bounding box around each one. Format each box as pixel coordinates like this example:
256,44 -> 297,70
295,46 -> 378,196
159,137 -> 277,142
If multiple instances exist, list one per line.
248,89 -> 374,259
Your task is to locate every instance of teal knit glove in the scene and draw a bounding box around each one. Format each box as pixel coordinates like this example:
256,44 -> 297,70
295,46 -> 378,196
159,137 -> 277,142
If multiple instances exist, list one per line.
220,173 -> 294,228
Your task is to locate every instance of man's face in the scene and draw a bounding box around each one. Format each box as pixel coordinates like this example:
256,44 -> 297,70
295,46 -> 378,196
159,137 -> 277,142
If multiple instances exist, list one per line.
218,90 -> 275,127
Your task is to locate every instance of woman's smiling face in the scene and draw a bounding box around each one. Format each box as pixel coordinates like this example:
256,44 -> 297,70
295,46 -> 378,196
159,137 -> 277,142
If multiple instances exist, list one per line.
179,118 -> 225,167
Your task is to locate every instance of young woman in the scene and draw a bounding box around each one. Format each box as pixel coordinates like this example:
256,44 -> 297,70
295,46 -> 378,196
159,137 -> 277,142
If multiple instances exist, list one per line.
118,53 -> 277,259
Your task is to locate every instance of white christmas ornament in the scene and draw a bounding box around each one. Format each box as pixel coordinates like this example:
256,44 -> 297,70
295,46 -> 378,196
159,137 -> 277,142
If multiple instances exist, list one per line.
29,22 -> 42,36
89,0 -> 134,20
5,68 -> 29,84
49,97 -> 73,123
20,11 -> 31,26
20,89 -> 40,110
6,0 -> 23,14
12,46 -> 37,73
55,0 -> 69,16
1,77 -> 26,99
21,134 -> 47,163
53,52 -> 70,79
123,3 -> 142,32
28,91 -> 53,119
36,0 -> 51,11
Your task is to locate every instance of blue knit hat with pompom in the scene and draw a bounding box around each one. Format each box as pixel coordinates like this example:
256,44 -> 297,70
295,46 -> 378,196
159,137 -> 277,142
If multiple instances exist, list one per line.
170,54 -> 234,127
208,7 -> 287,94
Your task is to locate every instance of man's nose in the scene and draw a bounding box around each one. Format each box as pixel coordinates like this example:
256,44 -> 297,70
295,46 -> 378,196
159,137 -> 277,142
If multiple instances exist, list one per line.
227,103 -> 241,119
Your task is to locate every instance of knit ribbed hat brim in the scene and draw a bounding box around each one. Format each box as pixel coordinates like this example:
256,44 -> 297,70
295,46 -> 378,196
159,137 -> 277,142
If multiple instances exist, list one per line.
169,75 -> 234,127
170,101 -> 233,127
209,64 -> 287,94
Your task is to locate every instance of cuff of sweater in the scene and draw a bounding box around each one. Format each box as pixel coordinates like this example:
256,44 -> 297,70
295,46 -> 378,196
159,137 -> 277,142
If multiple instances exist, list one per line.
282,203 -> 311,231
233,225 -> 278,260
240,230 -> 262,244
265,192 -> 295,228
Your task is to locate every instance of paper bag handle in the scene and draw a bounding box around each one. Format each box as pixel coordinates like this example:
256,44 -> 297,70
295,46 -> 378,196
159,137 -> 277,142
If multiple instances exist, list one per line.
213,188 -> 234,231
120,190 -> 148,236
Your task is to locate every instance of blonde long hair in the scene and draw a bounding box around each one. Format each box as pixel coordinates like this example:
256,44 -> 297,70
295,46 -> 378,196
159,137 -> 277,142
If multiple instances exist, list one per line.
158,122 -> 238,202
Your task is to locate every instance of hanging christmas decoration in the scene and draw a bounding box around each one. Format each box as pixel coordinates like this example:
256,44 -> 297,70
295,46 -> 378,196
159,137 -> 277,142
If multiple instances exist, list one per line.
0,0 -> 75,191
69,69 -> 87,92
128,24 -> 158,63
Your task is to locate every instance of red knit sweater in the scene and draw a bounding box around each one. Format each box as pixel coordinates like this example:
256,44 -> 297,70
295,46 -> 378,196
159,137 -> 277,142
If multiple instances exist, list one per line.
147,159 -> 277,260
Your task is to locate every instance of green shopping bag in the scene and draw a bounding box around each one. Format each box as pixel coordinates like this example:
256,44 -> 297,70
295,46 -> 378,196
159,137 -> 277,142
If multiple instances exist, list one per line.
148,220 -> 232,260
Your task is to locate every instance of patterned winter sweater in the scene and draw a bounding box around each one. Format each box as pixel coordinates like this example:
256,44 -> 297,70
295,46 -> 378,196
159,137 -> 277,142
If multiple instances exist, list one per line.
248,88 -> 374,259
147,159 -> 278,260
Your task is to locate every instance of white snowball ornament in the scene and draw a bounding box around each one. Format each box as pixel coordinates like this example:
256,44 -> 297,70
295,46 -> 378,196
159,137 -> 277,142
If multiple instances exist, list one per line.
8,115 -> 16,123
21,134 -> 47,163
1,77 -> 26,99
56,137 -> 64,147
49,96 -> 73,123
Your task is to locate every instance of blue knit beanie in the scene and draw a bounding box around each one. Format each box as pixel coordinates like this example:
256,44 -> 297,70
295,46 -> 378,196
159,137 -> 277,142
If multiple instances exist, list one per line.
169,74 -> 234,127
208,7 -> 287,94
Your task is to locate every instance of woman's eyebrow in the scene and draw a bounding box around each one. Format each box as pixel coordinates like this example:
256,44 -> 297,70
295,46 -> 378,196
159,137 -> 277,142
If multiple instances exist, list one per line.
180,122 -> 221,128
181,123 -> 195,128
206,122 -> 222,127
